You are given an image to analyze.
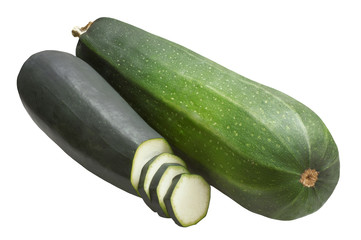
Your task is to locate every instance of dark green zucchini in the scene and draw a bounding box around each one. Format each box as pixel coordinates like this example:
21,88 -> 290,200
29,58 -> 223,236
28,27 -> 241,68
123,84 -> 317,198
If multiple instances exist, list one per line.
74,17 -> 340,220
17,50 -> 172,196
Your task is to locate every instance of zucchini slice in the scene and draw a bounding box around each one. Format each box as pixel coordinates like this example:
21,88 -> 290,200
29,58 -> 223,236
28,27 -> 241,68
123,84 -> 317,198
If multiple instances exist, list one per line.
164,173 -> 211,227
149,163 -> 189,217
131,138 -> 173,194
138,153 -> 186,211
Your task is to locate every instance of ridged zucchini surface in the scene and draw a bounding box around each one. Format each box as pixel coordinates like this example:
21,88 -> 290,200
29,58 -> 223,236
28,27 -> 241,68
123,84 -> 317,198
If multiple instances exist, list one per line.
75,17 -> 340,220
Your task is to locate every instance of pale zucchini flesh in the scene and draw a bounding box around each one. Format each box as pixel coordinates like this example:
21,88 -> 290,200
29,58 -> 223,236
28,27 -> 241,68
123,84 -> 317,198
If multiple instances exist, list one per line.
164,173 -> 211,227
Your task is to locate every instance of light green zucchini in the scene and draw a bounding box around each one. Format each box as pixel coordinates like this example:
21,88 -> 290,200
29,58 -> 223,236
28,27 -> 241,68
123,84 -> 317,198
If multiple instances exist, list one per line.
74,17 -> 340,220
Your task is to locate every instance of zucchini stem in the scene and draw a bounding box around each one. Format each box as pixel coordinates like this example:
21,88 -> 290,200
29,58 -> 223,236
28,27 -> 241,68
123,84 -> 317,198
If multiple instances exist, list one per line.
72,21 -> 93,37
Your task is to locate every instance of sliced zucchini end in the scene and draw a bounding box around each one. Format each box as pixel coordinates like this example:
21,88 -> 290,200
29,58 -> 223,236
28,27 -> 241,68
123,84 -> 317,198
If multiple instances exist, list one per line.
165,173 -> 211,227
130,138 -> 173,194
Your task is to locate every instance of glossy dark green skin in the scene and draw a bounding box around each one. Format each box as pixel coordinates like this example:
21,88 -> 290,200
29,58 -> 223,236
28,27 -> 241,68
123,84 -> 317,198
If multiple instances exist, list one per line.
76,17 -> 340,220
17,50 -> 163,196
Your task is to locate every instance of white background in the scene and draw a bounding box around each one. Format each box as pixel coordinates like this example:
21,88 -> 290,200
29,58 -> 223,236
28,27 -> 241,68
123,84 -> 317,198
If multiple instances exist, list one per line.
1,0 -> 360,239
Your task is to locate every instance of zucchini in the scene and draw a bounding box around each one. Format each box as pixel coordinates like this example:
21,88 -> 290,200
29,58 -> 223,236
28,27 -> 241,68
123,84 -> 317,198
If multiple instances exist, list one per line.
74,17 -> 340,220
164,173 -> 211,227
138,153 -> 186,211
149,163 -> 189,217
17,50 -> 172,196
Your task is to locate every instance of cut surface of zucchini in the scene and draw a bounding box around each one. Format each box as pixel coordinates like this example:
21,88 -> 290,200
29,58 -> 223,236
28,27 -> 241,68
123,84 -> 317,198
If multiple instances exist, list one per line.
164,173 -> 210,227
149,163 -> 189,217
138,153 -> 186,211
130,138 -> 173,194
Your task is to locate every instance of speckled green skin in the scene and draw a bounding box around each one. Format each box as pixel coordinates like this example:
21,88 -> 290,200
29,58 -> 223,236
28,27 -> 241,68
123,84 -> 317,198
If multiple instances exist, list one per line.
76,17 -> 340,220
17,50 -> 164,196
